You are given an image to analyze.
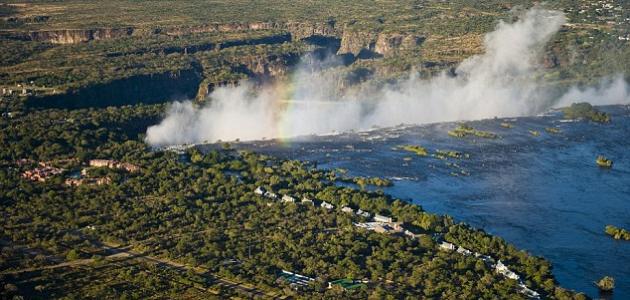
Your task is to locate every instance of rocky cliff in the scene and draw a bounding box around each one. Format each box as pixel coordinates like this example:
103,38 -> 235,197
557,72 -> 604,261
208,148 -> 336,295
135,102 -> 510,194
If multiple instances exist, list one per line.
1,19 -> 422,58
337,30 -> 378,56
374,33 -> 425,56
164,20 -> 339,40
233,53 -> 299,78
338,31 -> 425,57
17,27 -> 135,44
195,52 -> 300,101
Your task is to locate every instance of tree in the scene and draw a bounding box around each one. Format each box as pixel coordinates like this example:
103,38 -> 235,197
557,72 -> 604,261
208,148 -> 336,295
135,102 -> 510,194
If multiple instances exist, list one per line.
66,249 -> 81,260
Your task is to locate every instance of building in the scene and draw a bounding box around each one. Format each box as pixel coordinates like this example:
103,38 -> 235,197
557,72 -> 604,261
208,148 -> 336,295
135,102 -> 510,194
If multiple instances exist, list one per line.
301,197 -> 314,206
254,186 -> 266,195
118,162 -> 140,172
373,214 -> 393,223
88,159 -> 140,172
21,166 -> 64,182
328,279 -> 367,290
439,241 -> 456,251
519,283 -> 541,299
321,201 -> 334,210
89,159 -> 114,168
341,206 -> 354,214
65,176 -> 111,186
277,270 -> 314,289
495,260 -> 520,281
456,246 -> 473,256
264,191 -> 278,199
356,209 -> 371,218
403,230 -> 418,239
354,222 -> 404,235
282,195 -> 296,203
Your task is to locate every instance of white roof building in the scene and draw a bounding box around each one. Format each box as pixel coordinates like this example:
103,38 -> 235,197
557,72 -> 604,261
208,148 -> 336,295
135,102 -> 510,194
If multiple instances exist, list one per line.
439,241 -> 456,251
356,209 -> 371,218
456,246 -> 472,256
374,214 -> 393,223
341,206 -> 354,214
264,191 -> 278,199
282,195 -> 296,203
495,260 -> 509,272
403,230 -> 417,239
254,186 -> 266,195
320,201 -> 334,210
495,260 -> 520,281
301,197 -> 314,205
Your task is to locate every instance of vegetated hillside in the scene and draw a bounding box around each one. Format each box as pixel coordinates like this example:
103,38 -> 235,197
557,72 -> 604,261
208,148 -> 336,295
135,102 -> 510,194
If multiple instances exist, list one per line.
0,0 -> 628,107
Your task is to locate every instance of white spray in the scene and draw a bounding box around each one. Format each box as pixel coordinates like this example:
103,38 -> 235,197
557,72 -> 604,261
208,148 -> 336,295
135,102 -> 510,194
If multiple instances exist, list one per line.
146,8 -> 630,146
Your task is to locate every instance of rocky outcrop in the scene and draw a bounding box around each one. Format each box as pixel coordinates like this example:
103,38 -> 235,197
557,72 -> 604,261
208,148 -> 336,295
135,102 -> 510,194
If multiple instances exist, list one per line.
233,53 -> 300,78
164,22 -> 277,36
283,20 -> 338,40
337,30 -> 378,56
0,21 -> 335,44
195,53 -> 300,101
1,27 -> 134,44
338,31 -> 424,57
32,28 -> 134,44
195,79 -> 239,101
164,20 -> 339,41
1,19 -> 423,58
374,33 -> 425,56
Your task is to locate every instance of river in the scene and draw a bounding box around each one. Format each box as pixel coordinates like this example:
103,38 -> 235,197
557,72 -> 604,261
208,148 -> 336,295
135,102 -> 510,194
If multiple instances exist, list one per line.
229,105 -> 630,298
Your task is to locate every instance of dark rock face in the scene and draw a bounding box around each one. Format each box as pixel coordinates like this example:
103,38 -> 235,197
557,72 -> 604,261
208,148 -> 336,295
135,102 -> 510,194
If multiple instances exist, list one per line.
26,68 -> 202,108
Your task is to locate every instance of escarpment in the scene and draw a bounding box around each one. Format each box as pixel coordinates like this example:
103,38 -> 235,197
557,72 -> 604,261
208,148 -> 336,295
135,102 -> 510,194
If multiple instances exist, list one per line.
7,18 -> 427,107
0,20 -> 423,57
338,30 -> 425,58
374,33 -> 425,56
195,52 -> 301,101
164,20 -> 339,40
0,27 -> 134,44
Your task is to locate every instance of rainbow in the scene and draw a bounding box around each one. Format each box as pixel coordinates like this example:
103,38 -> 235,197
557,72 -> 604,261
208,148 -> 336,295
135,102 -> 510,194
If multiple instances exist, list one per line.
269,74 -> 300,147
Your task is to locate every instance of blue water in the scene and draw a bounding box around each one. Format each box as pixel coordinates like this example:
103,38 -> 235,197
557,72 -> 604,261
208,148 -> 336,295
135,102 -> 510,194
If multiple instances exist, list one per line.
232,105 -> 630,298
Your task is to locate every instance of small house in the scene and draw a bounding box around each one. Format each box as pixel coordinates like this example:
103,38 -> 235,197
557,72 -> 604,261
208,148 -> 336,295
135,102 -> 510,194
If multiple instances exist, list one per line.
439,241 -> 456,251
321,201 -> 334,210
264,191 -> 278,199
328,279 -> 366,290
374,214 -> 393,223
301,197 -> 314,205
254,186 -> 266,195
356,209 -> 371,218
403,230 -> 417,239
341,206 -> 354,214
89,159 -> 114,168
495,260 -> 520,280
456,246 -> 472,256
282,195 -> 296,203
277,270 -> 314,290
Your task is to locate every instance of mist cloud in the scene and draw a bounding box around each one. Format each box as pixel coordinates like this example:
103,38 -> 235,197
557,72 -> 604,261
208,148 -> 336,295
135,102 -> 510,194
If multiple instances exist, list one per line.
146,7 -> 630,146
